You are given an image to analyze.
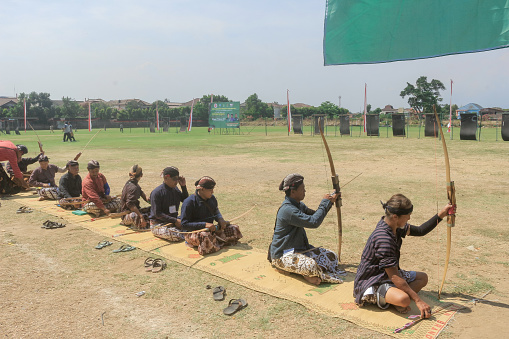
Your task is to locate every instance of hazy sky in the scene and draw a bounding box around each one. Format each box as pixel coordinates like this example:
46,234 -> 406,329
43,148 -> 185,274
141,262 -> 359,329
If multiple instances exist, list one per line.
2,0 -> 508,112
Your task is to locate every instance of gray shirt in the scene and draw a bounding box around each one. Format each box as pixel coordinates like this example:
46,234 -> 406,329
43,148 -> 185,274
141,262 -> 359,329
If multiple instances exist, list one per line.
269,196 -> 332,260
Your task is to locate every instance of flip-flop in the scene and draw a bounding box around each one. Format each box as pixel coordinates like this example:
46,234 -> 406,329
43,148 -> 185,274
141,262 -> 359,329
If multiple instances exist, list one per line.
95,240 -> 113,249
144,257 -> 155,271
113,244 -> 133,253
121,245 -> 136,252
17,206 -> 33,214
223,299 -> 248,315
151,259 -> 167,273
212,286 -> 226,301
41,221 -> 66,229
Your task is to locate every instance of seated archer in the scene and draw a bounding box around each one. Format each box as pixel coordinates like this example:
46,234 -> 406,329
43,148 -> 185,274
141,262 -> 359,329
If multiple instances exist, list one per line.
268,173 -> 345,285
180,176 -> 242,255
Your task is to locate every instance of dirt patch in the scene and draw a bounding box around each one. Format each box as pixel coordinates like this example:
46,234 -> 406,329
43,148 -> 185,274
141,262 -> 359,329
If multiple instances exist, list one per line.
1,131 -> 508,338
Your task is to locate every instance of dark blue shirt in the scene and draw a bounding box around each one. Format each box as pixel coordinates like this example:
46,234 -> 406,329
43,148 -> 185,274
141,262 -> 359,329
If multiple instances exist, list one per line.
269,196 -> 332,260
58,172 -> 82,198
149,183 -> 188,224
180,191 -> 222,231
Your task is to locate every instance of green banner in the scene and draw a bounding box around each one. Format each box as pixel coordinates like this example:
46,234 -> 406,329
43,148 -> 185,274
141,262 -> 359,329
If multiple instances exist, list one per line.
324,0 -> 509,65
209,102 -> 240,128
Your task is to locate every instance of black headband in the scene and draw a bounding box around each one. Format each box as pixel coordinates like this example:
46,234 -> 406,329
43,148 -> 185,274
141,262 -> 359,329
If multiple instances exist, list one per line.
381,201 -> 413,216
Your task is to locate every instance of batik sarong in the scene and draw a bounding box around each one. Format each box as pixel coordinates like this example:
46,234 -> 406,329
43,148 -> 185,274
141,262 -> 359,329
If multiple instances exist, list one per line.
120,209 -> 150,231
150,223 -> 184,242
38,187 -> 59,200
83,197 -> 121,217
271,247 -> 345,283
184,224 -> 243,255
58,197 -> 86,210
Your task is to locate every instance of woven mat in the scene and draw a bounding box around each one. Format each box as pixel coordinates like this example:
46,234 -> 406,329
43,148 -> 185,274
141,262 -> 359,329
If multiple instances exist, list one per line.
12,192 -> 466,338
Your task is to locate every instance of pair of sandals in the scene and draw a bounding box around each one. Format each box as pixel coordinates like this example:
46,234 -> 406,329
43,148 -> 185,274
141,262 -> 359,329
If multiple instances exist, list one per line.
112,244 -> 136,253
210,286 -> 248,315
95,240 -> 113,249
144,257 -> 167,273
17,206 -> 33,214
41,220 -> 66,229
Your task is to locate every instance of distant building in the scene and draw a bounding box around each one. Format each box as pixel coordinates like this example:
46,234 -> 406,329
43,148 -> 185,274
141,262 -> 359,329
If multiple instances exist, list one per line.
381,105 -> 398,114
0,97 -> 18,110
456,103 -> 483,118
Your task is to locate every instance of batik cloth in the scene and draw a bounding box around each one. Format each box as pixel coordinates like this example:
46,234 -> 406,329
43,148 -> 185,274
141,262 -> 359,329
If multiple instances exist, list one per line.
184,224 -> 243,256
150,223 -> 184,242
58,197 -> 86,210
120,208 -> 150,231
271,247 -> 345,283
38,187 -> 59,200
83,197 -> 121,217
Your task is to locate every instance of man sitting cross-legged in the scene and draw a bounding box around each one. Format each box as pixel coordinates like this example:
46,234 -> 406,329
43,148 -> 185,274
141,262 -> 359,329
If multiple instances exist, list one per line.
58,160 -> 83,210
149,166 -> 188,242
268,173 -> 345,286
180,176 -> 243,255
29,155 -> 67,200
119,164 -> 150,230
82,160 -> 120,217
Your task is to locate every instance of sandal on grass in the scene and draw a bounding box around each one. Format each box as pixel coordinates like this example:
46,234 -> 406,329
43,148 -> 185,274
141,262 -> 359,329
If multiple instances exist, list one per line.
41,220 -> 66,229
144,257 -> 155,271
113,244 -> 136,253
212,286 -> 226,301
151,259 -> 167,273
95,240 -> 113,249
223,299 -> 248,316
17,206 -> 33,214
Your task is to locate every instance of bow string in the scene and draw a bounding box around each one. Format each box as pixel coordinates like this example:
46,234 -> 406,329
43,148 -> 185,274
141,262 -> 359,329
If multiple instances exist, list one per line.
318,117 -> 343,262
433,106 -> 457,299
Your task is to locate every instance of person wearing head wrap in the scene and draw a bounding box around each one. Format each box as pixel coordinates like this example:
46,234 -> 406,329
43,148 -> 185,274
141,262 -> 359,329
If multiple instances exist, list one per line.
353,194 -> 453,319
147,166 -> 189,241
28,155 -> 69,200
82,160 -> 120,217
268,173 -> 344,286
179,176 -> 243,255
180,176 -> 226,232
6,144 -> 44,179
29,152 -> 81,201
58,160 -> 82,201
0,140 -> 29,190
119,164 -> 150,230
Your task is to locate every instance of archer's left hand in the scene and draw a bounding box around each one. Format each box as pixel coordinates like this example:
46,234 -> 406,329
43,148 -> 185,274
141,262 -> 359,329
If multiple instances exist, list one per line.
438,202 -> 454,219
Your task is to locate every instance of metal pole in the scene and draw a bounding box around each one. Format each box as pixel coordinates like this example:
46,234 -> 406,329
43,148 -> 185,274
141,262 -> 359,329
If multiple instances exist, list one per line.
478,113 -> 482,141
496,113 -> 499,141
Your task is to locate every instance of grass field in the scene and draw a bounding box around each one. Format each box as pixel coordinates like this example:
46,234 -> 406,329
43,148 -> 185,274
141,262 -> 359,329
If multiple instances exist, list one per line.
1,126 -> 508,338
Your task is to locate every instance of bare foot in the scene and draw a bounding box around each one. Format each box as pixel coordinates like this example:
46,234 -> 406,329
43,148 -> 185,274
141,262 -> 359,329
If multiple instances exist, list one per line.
394,305 -> 411,314
38,197 -> 46,201
303,276 -> 322,285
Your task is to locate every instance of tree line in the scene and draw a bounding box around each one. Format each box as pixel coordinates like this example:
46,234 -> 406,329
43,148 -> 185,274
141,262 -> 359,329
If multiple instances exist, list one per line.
1,76 -> 454,124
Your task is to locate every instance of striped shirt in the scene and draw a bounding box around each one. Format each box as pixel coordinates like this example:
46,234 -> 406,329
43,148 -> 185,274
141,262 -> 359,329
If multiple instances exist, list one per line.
353,215 -> 441,304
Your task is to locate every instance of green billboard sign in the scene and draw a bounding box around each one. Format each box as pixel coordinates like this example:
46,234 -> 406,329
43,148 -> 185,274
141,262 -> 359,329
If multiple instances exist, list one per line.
209,102 -> 240,128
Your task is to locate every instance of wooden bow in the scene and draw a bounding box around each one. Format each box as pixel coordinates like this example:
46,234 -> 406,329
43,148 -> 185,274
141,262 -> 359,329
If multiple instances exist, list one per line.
318,118 -> 343,262
433,107 -> 456,298
27,121 -> 44,154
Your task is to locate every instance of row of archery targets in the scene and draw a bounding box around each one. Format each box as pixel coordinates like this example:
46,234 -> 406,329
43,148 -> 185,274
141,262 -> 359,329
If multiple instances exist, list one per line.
292,113 -> 509,141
